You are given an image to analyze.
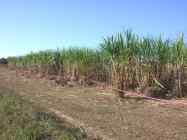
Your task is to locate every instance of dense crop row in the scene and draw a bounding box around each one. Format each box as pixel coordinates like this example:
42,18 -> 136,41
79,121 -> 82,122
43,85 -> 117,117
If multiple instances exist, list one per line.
8,30 -> 187,98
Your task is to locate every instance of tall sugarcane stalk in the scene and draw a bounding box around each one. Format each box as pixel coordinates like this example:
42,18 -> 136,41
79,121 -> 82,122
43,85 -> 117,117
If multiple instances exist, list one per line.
7,30 -> 187,98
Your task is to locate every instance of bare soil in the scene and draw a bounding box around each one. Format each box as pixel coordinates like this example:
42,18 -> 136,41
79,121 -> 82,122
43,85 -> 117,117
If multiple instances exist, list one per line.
0,66 -> 187,140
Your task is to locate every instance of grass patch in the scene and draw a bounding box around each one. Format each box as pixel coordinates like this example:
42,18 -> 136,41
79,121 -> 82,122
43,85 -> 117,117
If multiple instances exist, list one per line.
0,89 -> 87,140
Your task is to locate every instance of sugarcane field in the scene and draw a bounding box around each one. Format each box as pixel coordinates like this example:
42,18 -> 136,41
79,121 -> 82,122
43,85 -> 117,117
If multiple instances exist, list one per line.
0,1 -> 187,140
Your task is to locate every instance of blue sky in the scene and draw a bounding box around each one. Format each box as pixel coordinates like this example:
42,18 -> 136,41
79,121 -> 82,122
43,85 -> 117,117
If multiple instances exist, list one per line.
0,0 -> 186,57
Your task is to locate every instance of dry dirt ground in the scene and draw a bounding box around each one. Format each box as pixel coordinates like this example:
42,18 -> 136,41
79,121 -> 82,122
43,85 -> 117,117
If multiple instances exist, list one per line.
0,66 -> 187,140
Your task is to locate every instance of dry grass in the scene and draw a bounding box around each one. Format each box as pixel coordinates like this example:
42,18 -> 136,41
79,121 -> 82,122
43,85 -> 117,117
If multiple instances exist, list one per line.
0,88 -> 87,140
0,67 -> 187,140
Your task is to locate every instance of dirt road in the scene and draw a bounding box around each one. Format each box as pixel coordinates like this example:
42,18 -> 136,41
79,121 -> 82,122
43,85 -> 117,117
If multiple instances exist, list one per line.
0,67 -> 187,140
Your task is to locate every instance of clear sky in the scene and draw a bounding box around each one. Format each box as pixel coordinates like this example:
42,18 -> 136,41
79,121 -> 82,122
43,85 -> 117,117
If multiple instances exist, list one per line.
0,0 -> 186,57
